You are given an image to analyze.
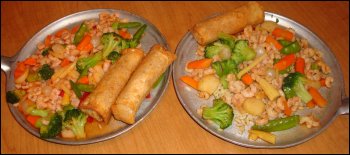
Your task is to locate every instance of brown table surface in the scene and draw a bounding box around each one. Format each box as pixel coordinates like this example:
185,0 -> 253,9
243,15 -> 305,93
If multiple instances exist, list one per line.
1,1 -> 349,154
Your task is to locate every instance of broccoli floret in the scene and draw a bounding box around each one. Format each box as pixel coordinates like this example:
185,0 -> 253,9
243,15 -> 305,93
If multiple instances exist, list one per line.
282,72 -> 312,103
40,113 -> 62,138
211,59 -> 238,77
38,64 -> 54,80
107,51 -> 121,62
204,42 -> 231,59
202,99 -> 234,129
218,33 -> 236,50
26,105 -> 49,117
231,40 -> 256,64
101,32 -> 120,58
76,52 -> 103,76
63,109 -> 88,139
6,89 -> 26,104
41,47 -> 51,56
204,33 -> 235,59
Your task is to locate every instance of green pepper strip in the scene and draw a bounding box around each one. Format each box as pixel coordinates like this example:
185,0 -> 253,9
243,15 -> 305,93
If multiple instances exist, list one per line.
73,23 -> 88,45
278,39 -> 292,47
251,115 -> 300,132
129,24 -> 147,48
112,22 -> 142,29
70,80 -> 82,98
280,41 -> 301,54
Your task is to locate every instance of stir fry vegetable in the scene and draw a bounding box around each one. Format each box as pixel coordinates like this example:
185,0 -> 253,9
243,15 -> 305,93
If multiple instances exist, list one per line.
251,115 -> 300,132
202,99 -> 234,129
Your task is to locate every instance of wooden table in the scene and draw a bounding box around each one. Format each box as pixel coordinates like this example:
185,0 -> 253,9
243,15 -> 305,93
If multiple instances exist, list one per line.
1,1 -> 349,154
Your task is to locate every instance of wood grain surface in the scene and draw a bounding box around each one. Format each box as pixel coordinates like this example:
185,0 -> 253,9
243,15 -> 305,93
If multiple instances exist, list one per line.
1,1 -> 349,154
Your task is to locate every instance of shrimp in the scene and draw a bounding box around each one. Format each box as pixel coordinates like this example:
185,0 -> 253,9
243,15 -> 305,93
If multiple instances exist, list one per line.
229,81 -> 245,94
325,76 -> 334,88
231,93 -> 245,112
241,84 -> 257,98
255,115 -> 268,126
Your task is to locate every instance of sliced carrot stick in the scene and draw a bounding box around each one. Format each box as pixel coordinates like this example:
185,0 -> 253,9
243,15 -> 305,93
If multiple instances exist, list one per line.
118,29 -> 132,39
266,35 -> 283,50
55,28 -> 69,37
272,27 -> 294,41
283,100 -> 292,116
273,54 -> 296,71
44,35 -> 52,47
14,62 -> 27,79
308,87 -> 327,108
241,73 -> 253,85
295,57 -> 305,74
71,25 -> 80,34
26,115 -> 41,127
60,58 -> 71,67
82,43 -> 93,52
320,78 -> 326,87
306,100 -> 316,108
187,58 -> 213,69
23,57 -> 37,66
76,35 -> 92,51
77,76 -> 89,84
180,76 -> 198,89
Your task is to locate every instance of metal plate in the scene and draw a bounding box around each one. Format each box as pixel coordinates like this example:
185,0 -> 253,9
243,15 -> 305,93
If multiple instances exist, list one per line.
1,9 -> 171,145
173,12 -> 347,148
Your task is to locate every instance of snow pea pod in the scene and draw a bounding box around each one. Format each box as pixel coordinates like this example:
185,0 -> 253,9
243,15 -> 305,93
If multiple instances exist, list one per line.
280,41 -> 301,54
73,23 -> 88,45
251,115 -> 300,132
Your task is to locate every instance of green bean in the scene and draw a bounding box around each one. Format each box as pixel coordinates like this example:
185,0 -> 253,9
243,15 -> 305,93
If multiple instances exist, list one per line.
112,22 -> 142,29
73,23 -> 88,45
278,39 -> 292,47
252,115 -> 300,132
129,24 -> 147,48
70,80 -> 82,98
280,41 -> 301,54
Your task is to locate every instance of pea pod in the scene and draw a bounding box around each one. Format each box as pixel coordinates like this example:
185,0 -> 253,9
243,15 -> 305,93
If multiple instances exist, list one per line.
112,22 -> 142,29
252,115 -> 300,132
129,24 -> 147,48
73,23 -> 88,45
280,41 -> 301,54
278,39 -> 292,47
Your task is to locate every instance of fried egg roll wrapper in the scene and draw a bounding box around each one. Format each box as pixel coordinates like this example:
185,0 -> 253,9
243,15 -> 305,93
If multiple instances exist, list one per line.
79,48 -> 144,123
192,1 -> 264,45
112,44 -> 176,124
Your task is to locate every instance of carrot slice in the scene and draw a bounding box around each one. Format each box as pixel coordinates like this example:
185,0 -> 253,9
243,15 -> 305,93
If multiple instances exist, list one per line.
295,57 -> 305,74
118,29 -> 132,39
82,43 -> 93,52
23,57 -> 37,66
266,35 -> 283,50
273,54 -> 296,71
77,76 -> 89,84
14,62 -> 27,79
241,73 -> 253,85
283,100 -> 292,116
26,115 -> 41,127
187,58 -> 213,69
44,35 -> 52,47
320,78 -> 326,87
76,35 -> 92,51
180,76 -> 198,89
71,25 -> 80,34
272,27 -> 294,41
306,100 -> 316,108
55,28 -> 69,37
60,58 -> 71,67
308,87 -> 327,108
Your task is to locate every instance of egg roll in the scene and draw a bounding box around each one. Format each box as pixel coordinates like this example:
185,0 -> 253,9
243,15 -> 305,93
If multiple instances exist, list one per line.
111,44 -> 176,124
79,48 -> 144,123
192,1 -> 264,45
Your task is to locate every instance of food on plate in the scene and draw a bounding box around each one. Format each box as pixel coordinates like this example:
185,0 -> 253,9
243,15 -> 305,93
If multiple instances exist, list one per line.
79,48 -> 144,123
5,12 -> 151,139
112,44 -> 176,124
192,1 -> 264,45
182,2 -> 334,144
